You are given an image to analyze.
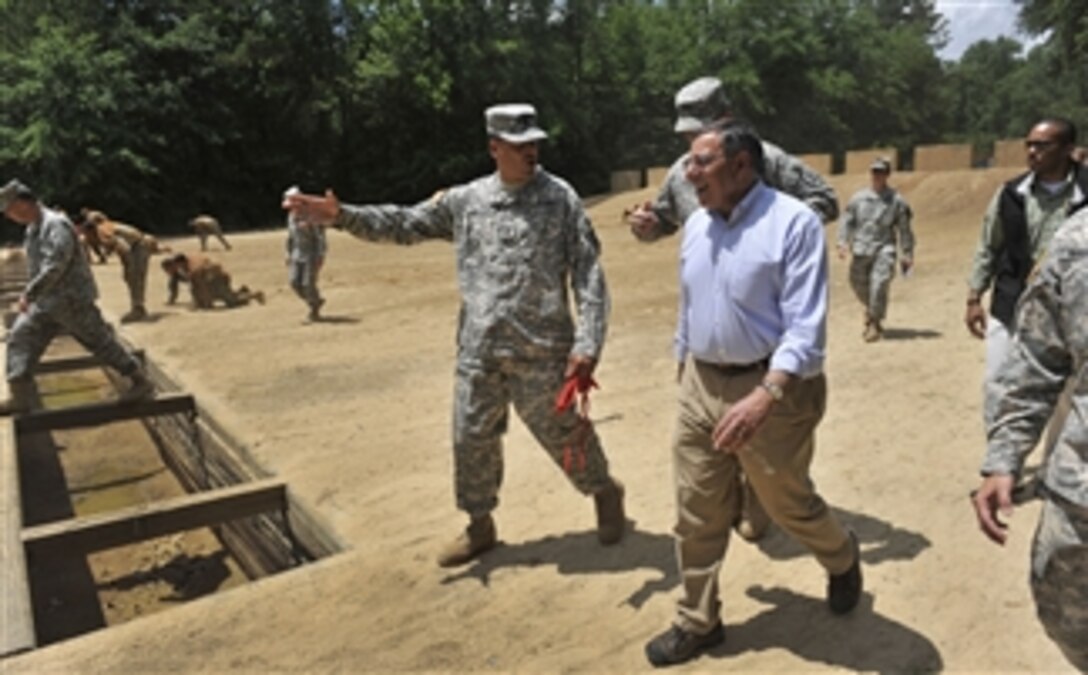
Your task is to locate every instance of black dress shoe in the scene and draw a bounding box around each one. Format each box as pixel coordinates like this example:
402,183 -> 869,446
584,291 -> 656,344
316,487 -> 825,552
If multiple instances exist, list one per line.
828,531 -> 862,615
645,622 -> 724,667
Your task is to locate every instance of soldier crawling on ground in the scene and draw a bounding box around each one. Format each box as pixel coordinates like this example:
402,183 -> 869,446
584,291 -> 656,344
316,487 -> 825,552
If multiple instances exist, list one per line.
161,252 -> 264,310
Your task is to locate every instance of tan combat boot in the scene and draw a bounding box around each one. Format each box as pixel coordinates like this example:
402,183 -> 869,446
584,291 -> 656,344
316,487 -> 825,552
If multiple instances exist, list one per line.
437,514 -> 496,567
0,377 -> 34,416
595,478 -> 626,545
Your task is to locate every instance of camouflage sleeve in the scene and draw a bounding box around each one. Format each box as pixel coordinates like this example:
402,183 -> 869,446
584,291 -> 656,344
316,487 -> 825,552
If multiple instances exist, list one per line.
334,192 -> 455,245
648,158 -> 687,239
566,197 -> 610,359
836,195 -> 858,248
967,191 -> 1003,294
167,273 -> 179,305
316,226 -> 327,258
285,218 -> 295,255
24,221 -> 75,303
764,148 -> 839,223
897,197 -> 915,257
982,248 -> 1072,476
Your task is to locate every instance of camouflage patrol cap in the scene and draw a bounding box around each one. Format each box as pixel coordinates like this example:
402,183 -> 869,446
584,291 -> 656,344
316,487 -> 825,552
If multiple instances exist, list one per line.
0,179 -> 33,212
485,104 -> 548,143
870,157 -> 892,173
674,77 -> 732,134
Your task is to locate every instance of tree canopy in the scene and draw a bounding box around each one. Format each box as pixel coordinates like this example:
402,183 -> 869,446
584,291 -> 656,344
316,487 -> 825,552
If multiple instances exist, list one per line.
0,0 -> 1084,235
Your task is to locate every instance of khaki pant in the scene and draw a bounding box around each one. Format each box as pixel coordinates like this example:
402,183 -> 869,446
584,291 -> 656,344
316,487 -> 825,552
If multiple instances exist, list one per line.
672,357 -> 853,633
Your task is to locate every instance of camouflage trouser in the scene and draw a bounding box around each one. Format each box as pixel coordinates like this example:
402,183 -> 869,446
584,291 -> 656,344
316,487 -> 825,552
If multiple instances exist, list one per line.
289,258 -> 322,309
119,240 -> 150,312
848,248 -> 896,321
452,356 -> 612,518
1030,495 -> 1088,671
6,303 -> 140,381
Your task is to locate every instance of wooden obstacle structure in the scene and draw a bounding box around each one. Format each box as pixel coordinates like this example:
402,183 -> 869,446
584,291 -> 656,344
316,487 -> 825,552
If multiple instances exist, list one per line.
845,147 -> 899,174
914,143 -> 973,172
0,257 -> 343,657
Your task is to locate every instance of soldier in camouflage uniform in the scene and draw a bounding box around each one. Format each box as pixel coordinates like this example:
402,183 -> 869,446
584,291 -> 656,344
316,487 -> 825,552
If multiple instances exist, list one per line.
626,77 -> 839,545
188,214 -> 232,252
837,158 -> 914,342
626,76 -> 839,244
972,205 -> 1088,672
284,103 -> 626,567
283,188 -> 327,321
0,179 -> 152,414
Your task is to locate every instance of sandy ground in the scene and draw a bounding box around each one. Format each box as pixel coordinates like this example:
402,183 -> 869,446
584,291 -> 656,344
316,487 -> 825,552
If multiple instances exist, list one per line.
5,166 -> 1075,672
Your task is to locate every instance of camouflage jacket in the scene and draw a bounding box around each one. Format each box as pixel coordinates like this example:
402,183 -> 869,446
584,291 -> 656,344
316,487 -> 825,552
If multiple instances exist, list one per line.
983,207 -> 1088,507
837,187 -> 914,257
286,213 -> 327,261
335,168 -> 609,361
24,205 -> 98,312
645,139 -> 839,240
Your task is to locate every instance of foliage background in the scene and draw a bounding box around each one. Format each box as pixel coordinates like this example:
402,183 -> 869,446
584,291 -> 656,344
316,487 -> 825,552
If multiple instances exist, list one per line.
0,0 -> 1084,234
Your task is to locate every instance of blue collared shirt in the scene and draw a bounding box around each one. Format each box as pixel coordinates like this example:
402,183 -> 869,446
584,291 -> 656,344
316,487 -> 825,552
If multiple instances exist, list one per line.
675,181 -> 828,378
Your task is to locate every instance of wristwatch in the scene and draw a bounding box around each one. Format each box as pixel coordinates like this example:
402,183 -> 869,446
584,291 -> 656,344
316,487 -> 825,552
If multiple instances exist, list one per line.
760,380 -> 784,402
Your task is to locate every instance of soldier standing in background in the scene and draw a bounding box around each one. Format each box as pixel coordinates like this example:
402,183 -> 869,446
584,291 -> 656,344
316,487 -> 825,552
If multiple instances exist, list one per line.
0,179 -> 152,414
625,76 -> 839,545
837,157 -> 915,342
161,252 -> 264,310
972,205 -> 1088,672
188,214 -> 232,252
284,103 -> 626,568
283,187 -> 327,322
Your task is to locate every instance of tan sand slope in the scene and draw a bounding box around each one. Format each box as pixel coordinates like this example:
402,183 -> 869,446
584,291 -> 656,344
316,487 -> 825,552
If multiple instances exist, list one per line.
8,165 -> 1072,672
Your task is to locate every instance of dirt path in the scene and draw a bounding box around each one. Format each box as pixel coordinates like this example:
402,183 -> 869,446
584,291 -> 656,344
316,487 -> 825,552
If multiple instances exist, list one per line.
5,167 -> 1072,671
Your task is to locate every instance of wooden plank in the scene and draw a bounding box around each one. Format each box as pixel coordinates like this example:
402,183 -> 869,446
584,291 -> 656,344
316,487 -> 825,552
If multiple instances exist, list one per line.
0,373 -> 36,655
14,393 -> 195,435
33,349 -> 145,375
22,479 -> 286,557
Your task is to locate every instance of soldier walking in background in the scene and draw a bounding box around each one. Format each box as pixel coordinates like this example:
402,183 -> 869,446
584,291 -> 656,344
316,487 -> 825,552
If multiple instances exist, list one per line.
161,252 -> 264,310
625,76 -> 839,545
837,157 -> 915,342
188,214 -> 232,252
283,188 -> 327,322
284,103 -> 626,568
0,179 -> 152,414
972,205 -> 1088,672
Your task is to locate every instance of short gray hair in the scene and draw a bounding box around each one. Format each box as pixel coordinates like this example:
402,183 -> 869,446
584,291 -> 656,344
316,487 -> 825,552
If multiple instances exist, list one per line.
709,122 -> 765,176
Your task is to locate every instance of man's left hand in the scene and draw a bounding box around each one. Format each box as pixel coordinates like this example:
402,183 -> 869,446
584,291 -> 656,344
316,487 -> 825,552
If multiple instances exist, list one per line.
565,354 -> 597,382
17,295 -> 28,314
712,388 -> 774,453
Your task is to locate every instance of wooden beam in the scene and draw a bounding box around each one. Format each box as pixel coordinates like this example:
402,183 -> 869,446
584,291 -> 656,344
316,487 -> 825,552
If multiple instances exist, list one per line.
0,389 -> 36,656
22,479 -> 286,557
33,350 -> 146,375
15,394 -> 195,435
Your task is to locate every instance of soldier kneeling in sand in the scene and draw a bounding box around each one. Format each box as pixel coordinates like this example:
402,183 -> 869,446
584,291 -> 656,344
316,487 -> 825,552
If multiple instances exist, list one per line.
161,253 -> 263,310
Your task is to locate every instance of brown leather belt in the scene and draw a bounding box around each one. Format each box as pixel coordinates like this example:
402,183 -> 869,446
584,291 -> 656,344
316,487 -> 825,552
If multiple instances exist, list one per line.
696,358 -> 769,376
